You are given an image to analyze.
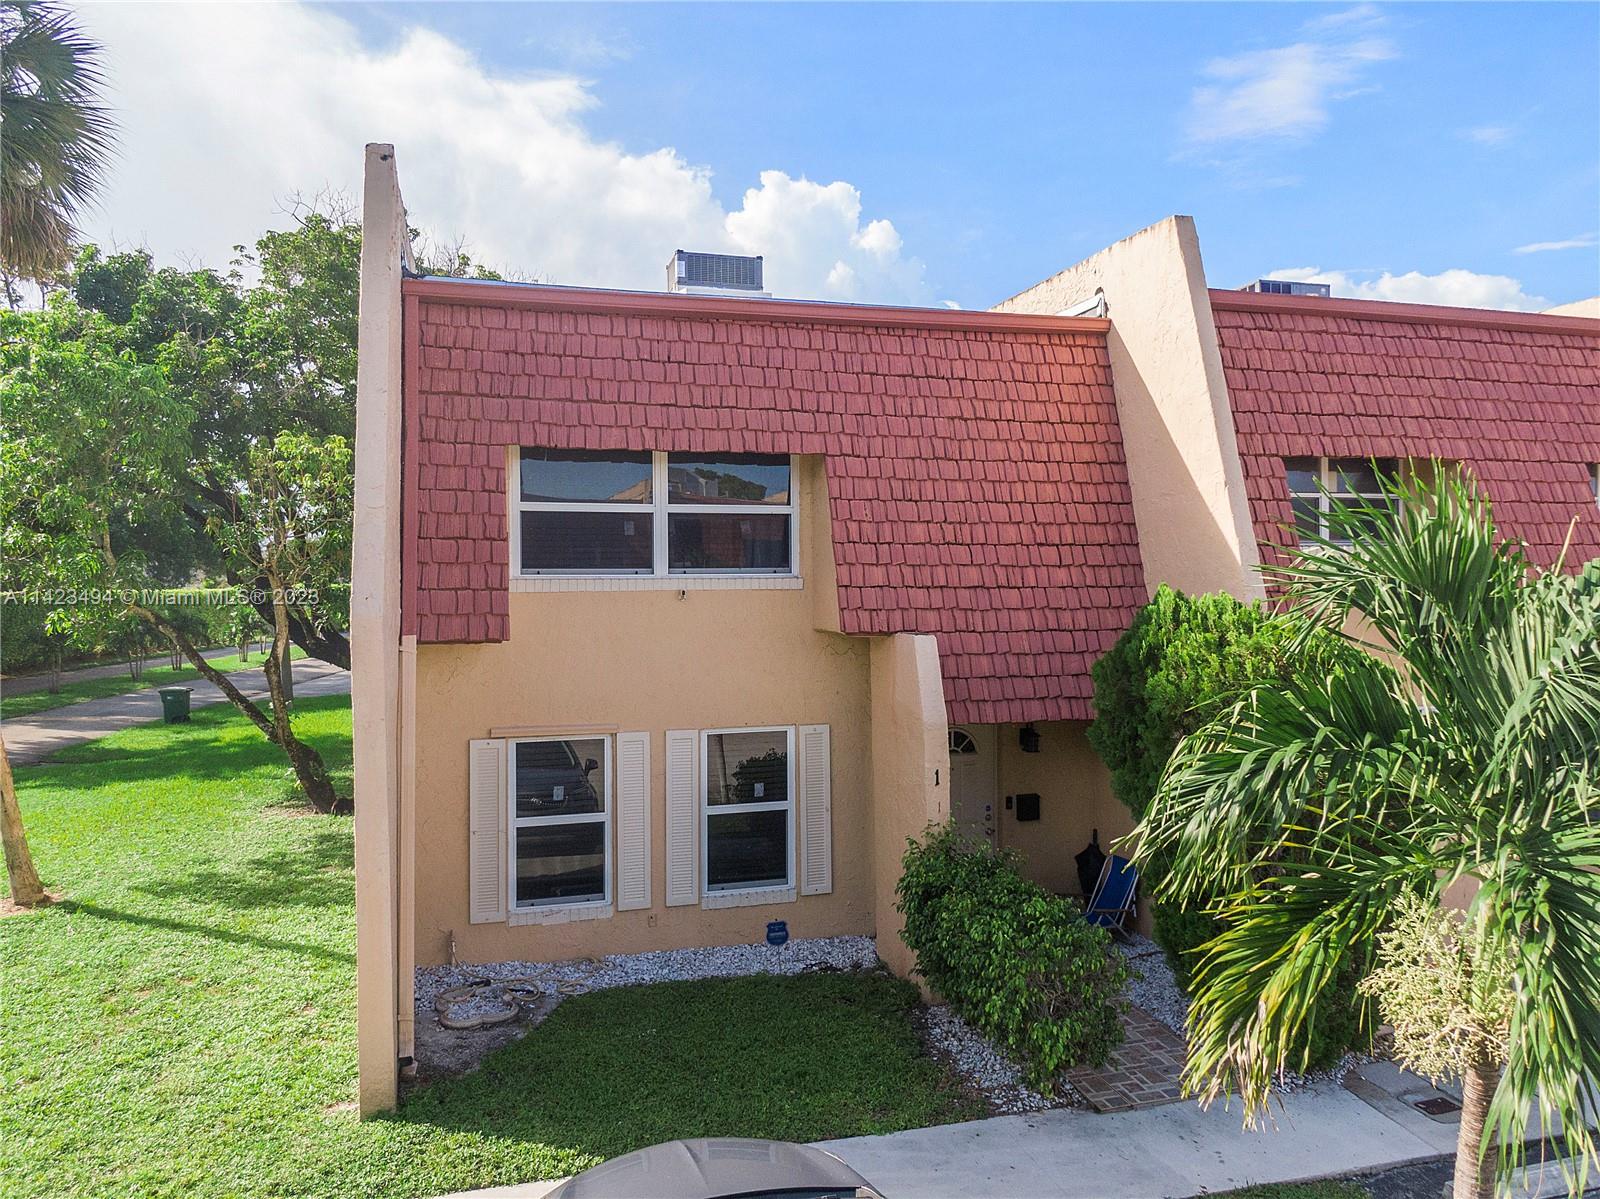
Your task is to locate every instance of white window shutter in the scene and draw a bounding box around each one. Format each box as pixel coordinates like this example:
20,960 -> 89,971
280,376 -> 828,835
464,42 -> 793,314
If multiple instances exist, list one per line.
468,738 -> 508,924
615,732 -> 652,911
798,723 -> 833,896
665,729 -> 699,906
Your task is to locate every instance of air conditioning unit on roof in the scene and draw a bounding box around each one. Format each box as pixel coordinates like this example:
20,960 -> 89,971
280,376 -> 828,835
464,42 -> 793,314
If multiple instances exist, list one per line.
1241,278 -> 1332,298
667,250 -> 770,298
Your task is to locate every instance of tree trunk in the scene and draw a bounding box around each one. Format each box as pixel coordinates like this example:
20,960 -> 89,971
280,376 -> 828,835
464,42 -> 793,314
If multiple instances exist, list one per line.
1453,1060 -> 1501,1199
144,610 -> 344,813
0,733 -> 49,908
279,636 -> 294,705
260,576 -> 343,814
48,646 -> 62,694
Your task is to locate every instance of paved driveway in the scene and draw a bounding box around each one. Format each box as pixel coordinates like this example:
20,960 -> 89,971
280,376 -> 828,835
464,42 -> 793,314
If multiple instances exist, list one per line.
2,658 -> 350,765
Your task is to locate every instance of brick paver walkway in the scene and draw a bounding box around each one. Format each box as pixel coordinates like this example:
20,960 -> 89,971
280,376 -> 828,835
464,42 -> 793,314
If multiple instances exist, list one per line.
1063,1006 -> 1188,1112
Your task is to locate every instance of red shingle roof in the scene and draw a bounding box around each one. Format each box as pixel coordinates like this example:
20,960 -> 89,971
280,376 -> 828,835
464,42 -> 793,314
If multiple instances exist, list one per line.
402,279 -> 1147,724
1211,291 -> 1600,569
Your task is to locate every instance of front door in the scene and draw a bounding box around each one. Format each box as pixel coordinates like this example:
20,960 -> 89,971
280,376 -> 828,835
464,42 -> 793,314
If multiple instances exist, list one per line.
948,725 -> 997,848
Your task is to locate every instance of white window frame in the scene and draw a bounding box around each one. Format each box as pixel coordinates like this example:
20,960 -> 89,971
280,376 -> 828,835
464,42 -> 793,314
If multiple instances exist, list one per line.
507,734 -> 612,912
700,725 -> 796,897
1287,456 -> 1398,547
513,450 -> 798,579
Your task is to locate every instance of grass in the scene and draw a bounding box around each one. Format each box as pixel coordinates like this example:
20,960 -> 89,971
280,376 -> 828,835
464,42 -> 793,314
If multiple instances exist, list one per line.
1210,1185 -> 1369,1198
0,696 -> 978,1199
1,647 -> 306,719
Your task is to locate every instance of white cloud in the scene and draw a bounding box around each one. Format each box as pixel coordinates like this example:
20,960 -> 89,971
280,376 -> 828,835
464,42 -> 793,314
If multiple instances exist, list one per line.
1266,266 -> 1550,311
1186,37 -> 1395,143
1513,232 -> 1598,254
1302,5 -> 1386,34
74,3 -> 930,304
1463,124 -> 1514,146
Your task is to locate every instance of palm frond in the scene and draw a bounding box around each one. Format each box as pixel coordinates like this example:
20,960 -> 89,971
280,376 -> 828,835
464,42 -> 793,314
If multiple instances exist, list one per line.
0,1 -> 116,279
1139,461 -> 1600,1196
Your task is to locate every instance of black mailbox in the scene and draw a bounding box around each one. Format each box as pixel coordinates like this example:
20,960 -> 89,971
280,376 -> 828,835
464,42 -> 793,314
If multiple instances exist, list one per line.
1015,792 -> 1041,822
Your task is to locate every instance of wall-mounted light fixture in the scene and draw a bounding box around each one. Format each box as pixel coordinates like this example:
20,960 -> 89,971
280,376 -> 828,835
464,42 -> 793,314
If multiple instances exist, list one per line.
1019,724 -> 1041,754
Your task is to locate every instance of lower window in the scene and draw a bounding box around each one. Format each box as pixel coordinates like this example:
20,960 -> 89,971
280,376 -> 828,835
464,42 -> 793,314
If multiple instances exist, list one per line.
702,727 -> 794,892
511,735 -> 609,908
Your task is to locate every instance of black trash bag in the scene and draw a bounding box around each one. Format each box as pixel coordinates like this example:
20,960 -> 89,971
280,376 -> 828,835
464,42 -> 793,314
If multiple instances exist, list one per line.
1075,829 -> 1107,900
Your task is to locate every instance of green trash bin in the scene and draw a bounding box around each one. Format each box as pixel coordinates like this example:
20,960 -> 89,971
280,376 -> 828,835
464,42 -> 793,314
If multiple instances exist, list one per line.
158,686 -> 193,724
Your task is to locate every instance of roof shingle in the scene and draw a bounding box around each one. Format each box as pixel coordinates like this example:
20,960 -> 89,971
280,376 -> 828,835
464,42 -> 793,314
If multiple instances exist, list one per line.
1211,291 -> 1600,570
402,280 -> 1147,724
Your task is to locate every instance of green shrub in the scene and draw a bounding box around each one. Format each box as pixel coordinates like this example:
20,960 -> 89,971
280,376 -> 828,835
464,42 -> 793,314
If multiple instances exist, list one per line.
1299,966 -> 1370,1072
1088,585 -> 1370,1065
1150,899 -> 1221,990
1088,584 -> 1330,822
897,823 -> 1127,1091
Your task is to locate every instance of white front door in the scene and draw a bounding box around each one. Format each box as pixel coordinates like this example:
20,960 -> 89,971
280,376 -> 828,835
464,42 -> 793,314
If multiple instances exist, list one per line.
948,725 -> 997,848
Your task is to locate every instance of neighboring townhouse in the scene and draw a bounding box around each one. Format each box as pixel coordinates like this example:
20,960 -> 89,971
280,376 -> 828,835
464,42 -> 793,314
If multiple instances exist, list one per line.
351,146 -> 1600,1111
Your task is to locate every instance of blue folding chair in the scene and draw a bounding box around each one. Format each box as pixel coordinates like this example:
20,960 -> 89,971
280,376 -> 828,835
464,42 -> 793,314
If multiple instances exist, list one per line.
1084,854 -> 1138,935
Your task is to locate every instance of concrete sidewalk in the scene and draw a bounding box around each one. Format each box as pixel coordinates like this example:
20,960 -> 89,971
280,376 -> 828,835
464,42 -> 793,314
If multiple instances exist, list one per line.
821,1082 -> 1434,1197
2,657 -> 350,765
433,1080 -> 1589,1198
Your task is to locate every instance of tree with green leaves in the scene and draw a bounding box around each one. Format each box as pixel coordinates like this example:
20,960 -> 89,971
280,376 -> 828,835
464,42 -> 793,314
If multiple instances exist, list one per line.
209,432 -> 352,812
1088,584 -> 1365,1068
0,0 -> 114,286
0,0 -> 115,907
0,295 -> 343,811
1135,472 -> 1600,1199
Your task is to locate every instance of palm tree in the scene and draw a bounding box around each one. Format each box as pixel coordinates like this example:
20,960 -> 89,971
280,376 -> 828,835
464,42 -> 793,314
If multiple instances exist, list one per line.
1135,472 -> 1600,1199
0,0 -> 115,282
0,1 -> 112,903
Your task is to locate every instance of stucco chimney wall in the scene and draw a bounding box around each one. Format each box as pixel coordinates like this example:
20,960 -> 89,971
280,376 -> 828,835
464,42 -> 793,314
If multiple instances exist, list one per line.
995,216 -> 1264,602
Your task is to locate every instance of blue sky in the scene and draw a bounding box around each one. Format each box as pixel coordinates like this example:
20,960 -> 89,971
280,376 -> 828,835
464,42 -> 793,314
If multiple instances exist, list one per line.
82,2 -> 1599,310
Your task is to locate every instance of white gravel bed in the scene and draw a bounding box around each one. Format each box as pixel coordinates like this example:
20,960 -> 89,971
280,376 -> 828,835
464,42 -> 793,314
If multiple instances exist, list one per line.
417,934 -> 880,1023
920,1005 -> 1070,1114
1116,934 -> 1190,1035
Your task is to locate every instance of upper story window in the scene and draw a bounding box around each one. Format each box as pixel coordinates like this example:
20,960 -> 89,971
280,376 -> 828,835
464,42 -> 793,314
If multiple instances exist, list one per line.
1285,457 -> 1398,546
517,449 -> 795,577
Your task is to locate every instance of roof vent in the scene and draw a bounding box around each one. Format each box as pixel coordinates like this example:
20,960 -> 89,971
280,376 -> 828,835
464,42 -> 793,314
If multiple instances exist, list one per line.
1241,278 -> 1332,298
668,250 -> 769,297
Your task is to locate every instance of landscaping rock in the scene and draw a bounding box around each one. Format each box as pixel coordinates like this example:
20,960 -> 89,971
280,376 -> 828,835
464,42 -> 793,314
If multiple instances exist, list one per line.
919,1004 -> 1073,1114
416,933 -> 879,1016
1116,934 -> 1189,1035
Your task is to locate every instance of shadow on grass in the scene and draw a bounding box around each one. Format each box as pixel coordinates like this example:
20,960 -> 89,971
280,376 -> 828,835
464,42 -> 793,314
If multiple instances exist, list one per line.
135,824 -> 354,911
54,899 -> 356,966
38,697 -> 353,784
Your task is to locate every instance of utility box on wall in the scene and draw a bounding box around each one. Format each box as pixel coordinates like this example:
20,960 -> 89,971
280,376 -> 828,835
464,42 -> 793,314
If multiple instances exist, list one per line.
1015,792 -> 1041,822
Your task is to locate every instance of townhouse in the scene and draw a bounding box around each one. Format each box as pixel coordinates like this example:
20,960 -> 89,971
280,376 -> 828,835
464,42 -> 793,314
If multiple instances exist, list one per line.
350,145 -> 1599,1111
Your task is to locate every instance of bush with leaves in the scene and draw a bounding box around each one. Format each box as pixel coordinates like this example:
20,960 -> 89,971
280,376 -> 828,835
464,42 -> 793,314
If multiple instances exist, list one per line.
1087,589 -> 1335,969
897,823 -> 1127,1090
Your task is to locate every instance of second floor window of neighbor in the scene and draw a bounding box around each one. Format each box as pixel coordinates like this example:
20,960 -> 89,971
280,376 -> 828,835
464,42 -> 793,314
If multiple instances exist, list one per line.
518,449 -> 795,576
1285,456 -> 1398,546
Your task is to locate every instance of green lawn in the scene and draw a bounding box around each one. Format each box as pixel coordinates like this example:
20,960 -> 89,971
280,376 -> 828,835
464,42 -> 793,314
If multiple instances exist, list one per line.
0,696 -> 977,1199
1,647 -> 306,719
1210,1184 -> 1368,1198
